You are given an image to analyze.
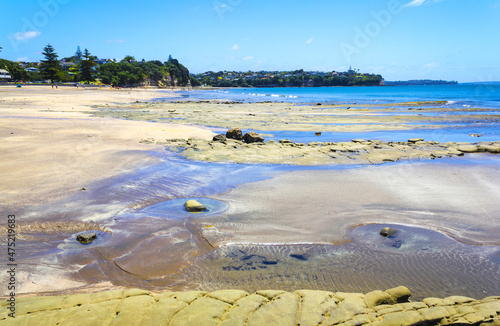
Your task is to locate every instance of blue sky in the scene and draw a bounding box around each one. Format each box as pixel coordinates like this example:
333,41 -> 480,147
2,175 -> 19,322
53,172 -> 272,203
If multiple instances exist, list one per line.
1,0 -> 499,82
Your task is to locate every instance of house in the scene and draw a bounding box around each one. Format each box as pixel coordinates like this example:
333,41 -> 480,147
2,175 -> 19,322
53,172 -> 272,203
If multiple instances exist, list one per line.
0,69 -> 11,80
60,61 -> 76,71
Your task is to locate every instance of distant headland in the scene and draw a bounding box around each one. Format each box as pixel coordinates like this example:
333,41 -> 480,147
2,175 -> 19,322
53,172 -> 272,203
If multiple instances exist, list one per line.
192,68 -> 383,87
384,79 -> 458,86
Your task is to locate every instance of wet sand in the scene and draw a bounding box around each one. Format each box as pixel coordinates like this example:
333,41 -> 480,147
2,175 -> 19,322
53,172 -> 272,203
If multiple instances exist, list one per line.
0,86 -> 215,209
1,86 -> 499,300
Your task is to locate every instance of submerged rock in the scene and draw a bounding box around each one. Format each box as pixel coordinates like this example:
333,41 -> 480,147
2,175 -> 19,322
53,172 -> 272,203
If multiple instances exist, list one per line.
226,128 -> 243,140
184,199 -> 207,213
380,227 -> 397,237
243,132 -> 264,143
76,232 -> 97,244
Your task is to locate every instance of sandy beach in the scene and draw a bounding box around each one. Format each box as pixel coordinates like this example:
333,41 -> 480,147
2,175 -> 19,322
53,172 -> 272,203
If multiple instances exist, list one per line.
0,86 -> 214,209
1,86 -> 499,301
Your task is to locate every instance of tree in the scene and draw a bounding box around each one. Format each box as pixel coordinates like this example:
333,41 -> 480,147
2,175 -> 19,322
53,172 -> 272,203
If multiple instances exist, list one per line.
75,46 -> 82,61
121,55 -> 135,63
79,48 -> 96,82
40,44 -> 62,83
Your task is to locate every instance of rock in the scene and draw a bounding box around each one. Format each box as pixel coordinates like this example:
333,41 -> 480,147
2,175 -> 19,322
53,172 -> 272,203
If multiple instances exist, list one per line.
279,139 -> 293,144
470,133 -> 482,137
315,132 -> 322,136
365,290 -> 396,308
408,138 -> 424,143
456,145 -> 481,153
212,134 -> 227,142
184,200 -> 207,213
76,232 -> 97,244
385,286 -> 411,303
226,128 -> 243,140
243,132 -> 264,143
380,227 -> 397,237
351,139 -> 366,143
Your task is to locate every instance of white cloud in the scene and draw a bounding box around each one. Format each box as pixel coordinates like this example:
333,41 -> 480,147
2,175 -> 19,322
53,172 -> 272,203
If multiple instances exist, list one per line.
405,0 -> 427,7
243,56 -> 254,60
12,31 -> 41,40
423,62 -> 440,69
231,44 -> 240,51
305,38 -> 314,44
16,57 -> 30,62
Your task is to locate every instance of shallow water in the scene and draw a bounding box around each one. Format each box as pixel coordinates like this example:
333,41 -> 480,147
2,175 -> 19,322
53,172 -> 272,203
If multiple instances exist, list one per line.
178,224 -> 500,300
207,125 -> 499,143
14,152 -> 498,299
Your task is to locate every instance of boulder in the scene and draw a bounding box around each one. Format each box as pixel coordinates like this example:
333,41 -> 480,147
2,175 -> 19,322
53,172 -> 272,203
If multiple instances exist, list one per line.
408,138 -> 424,143
184,200 -> 207,213
365,290 -> 396,308
385,286 -> 411,303
212,134 -> 227,142
243,132 -> 264,143
315,132 -> 322,136
76,232 -> 97,244
226,128 -> 243,140
380,227 -> 397,237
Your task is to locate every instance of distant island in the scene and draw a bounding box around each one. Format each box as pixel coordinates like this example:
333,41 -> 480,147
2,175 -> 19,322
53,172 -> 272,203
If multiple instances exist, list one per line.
192,68 -> 383,88
383,79 -> 458,86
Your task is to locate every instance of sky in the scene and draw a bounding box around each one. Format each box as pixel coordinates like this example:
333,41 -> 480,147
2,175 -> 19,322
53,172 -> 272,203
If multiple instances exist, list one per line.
1,0 -> 500,82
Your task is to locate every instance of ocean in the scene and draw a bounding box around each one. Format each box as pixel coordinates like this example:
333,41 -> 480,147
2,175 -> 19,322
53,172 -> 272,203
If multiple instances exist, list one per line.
174,83 -> 500,109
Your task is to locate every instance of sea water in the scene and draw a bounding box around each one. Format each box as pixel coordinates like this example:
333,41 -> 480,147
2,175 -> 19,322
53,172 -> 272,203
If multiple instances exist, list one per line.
174,83 -> 500,108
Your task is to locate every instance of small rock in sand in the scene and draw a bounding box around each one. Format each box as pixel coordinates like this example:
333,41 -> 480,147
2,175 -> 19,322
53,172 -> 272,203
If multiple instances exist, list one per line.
76,232 -> 97,244
213,134 -> 227,142
243,132 -> 264,143
380,227 -> 397,237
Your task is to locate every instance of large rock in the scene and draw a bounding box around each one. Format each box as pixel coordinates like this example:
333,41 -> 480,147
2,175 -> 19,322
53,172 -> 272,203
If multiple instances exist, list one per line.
226,128 -> 243,140
385,286 -> 412,303
184,200 -> 207,213
76,232 -> 97,244
243,132 -> 264,143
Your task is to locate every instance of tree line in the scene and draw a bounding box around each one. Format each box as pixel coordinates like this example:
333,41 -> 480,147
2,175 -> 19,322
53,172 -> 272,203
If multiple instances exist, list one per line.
1,44 -> 196,87
194,71 -> 383,87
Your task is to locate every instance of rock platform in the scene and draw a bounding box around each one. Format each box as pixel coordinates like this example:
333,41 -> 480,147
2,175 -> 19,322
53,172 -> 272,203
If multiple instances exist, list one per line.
164,139 -> 500,165
2,287 -> 499,325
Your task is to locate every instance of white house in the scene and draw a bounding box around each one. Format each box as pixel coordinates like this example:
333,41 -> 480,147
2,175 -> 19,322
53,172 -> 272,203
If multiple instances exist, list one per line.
0,69 -> 11,80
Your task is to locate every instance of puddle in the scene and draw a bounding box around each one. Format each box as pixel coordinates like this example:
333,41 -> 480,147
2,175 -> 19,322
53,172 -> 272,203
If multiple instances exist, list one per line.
350,223 -> 456,253
141,197 -> 229,219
